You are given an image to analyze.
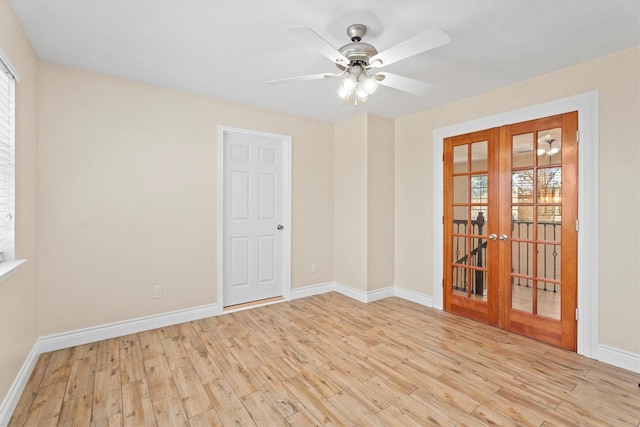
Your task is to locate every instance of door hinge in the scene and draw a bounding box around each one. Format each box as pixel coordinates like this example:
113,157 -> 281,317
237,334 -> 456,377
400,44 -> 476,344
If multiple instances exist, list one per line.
442,153 -> 445,162
576,219 -> 580,232
576,130 -> 580,142
575,308 -> 579,320
442,216 -> 444,224
442,279 -> 445,288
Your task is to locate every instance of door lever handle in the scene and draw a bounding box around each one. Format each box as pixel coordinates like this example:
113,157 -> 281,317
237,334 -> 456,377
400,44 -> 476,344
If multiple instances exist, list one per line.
277,224 -> 284,230
499,234 -> 508,241
488,233 -> 497,241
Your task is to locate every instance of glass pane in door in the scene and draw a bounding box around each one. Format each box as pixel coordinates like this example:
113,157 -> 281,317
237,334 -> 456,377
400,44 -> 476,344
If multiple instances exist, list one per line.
471,140 -> 488,172
453,145 -> 468,172
512,133 -> 534,168
538,283 -> 561,319
510,126 -> 566,321
537,128 -> 562,166
453,176 -> 468,203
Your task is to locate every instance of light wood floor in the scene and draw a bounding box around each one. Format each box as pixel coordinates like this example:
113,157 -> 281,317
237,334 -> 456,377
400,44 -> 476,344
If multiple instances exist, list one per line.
9,293 -> 640,426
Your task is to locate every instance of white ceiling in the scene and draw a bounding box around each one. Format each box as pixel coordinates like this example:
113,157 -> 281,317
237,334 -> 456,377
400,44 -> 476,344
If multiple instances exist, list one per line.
10,0 -> 640,123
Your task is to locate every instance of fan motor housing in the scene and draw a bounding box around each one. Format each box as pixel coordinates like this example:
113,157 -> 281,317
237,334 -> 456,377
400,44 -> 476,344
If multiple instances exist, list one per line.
338,42 -> 377,65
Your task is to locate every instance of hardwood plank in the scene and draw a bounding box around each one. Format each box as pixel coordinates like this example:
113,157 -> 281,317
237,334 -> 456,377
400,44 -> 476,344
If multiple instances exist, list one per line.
158,336 -> 191,371
354,350 -> 417,395
203,378 -> 256,426
377,405 -> 425,427
285,365 -> 341,399
95,338 -> 120,372
241,391 -> 289,427
40,347 -> 75,387
187,409 -> 222,427
184,343 -> 225,384
281,374 -> 347,426
143,355 -> 177,402
318,363 -> 389,412
247,364 -> 304,418
327,390 -> 388,427
152,395 -> 188,426
203,336 -> 257,397
364,375 -> 453,425
473,390 -> 546,426
222,336 -> 263,370
22,381 -> 66,426
169,366 -> 213,418
119,342 -> 145,385
121,379 -> 155,427
75,342 -> 99,360
137,330 -> 165,360
285,409 -> 322,426
92,367 -> 122,421
64,355 -> 97,401
7,352 -> 52,426
472,404 -> 541,427
90,412 -> 122,427
57,395 -> 93,426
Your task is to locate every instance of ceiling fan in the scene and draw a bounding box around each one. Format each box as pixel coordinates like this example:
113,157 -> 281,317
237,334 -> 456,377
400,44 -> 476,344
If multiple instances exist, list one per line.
268,24 -> 450,104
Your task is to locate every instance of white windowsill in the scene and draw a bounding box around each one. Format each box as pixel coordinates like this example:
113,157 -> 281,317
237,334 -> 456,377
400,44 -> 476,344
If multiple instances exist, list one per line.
0,259 -> 27,283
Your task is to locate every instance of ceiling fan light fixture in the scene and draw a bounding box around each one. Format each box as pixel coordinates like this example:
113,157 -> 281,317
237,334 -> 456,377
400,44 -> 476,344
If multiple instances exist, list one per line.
548,147 -> 561,156
537,138 -> 561,157
338,74 -> 357,99
355,83 -> 369,101
359,73 -> 379,95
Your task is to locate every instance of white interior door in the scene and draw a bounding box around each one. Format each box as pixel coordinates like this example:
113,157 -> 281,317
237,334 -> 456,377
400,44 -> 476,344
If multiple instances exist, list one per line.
221,128 -> 290,307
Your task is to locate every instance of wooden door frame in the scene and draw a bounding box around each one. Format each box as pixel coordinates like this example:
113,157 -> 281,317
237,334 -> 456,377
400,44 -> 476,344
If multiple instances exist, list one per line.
432,91 -> 599,358
217,125 -> 292,312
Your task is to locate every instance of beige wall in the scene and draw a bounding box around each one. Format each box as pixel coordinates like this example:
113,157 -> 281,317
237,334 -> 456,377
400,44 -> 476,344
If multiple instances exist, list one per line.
366,114 -> 394,291
0,0 -> 40,402
38,62 -> 335,335
395,47 -> 640,354
334,114 -> 368,290
334,113 -> 395,292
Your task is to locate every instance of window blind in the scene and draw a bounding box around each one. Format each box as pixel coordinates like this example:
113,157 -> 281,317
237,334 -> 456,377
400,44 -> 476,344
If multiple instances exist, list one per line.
0,57 -> 16,261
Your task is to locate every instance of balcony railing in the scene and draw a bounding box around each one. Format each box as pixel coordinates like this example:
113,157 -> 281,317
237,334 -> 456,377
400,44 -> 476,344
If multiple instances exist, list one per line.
452,213 -> 560,295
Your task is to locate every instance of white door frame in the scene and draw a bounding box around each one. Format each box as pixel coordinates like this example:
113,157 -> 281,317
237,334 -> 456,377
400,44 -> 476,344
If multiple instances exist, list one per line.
432,91 -> 599,359
217,125 -> 292,310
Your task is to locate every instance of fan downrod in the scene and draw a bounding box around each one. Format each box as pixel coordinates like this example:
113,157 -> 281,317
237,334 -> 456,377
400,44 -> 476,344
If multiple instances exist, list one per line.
346,24 -> 367,42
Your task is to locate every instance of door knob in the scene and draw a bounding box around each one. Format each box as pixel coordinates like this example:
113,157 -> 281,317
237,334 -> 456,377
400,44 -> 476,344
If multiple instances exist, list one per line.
488,233 -> 497,241
499,234 -> 508,241
277,224 -> 284,230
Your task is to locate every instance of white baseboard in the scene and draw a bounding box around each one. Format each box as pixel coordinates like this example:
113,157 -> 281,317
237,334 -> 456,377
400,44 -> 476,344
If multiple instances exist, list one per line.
0,342 -> 39,427
597,344 -> 640,374
292,281 -> 395,303
291,282 -> 335,300
334,282 -> 395,303
38,303 -> 218,354
394,286 -> 433,307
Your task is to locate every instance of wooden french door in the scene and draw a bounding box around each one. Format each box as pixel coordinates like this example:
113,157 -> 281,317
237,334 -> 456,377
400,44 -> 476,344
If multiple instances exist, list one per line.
444,112 -> 578,351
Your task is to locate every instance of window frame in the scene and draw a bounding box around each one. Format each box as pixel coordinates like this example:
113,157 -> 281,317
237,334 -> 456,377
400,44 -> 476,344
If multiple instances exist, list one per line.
0,48 -> 26,282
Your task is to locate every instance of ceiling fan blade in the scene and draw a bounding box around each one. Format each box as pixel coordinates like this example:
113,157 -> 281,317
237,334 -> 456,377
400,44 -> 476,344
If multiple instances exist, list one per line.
376,72 -> 432,95
369,28 -> 450,68
289,26 -> 350,66
267,73 -> 341,85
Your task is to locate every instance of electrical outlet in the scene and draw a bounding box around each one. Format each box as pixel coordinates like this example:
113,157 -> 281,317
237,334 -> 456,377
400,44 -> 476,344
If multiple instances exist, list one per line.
153,285 -> 162,299
311,263 -> 317,273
